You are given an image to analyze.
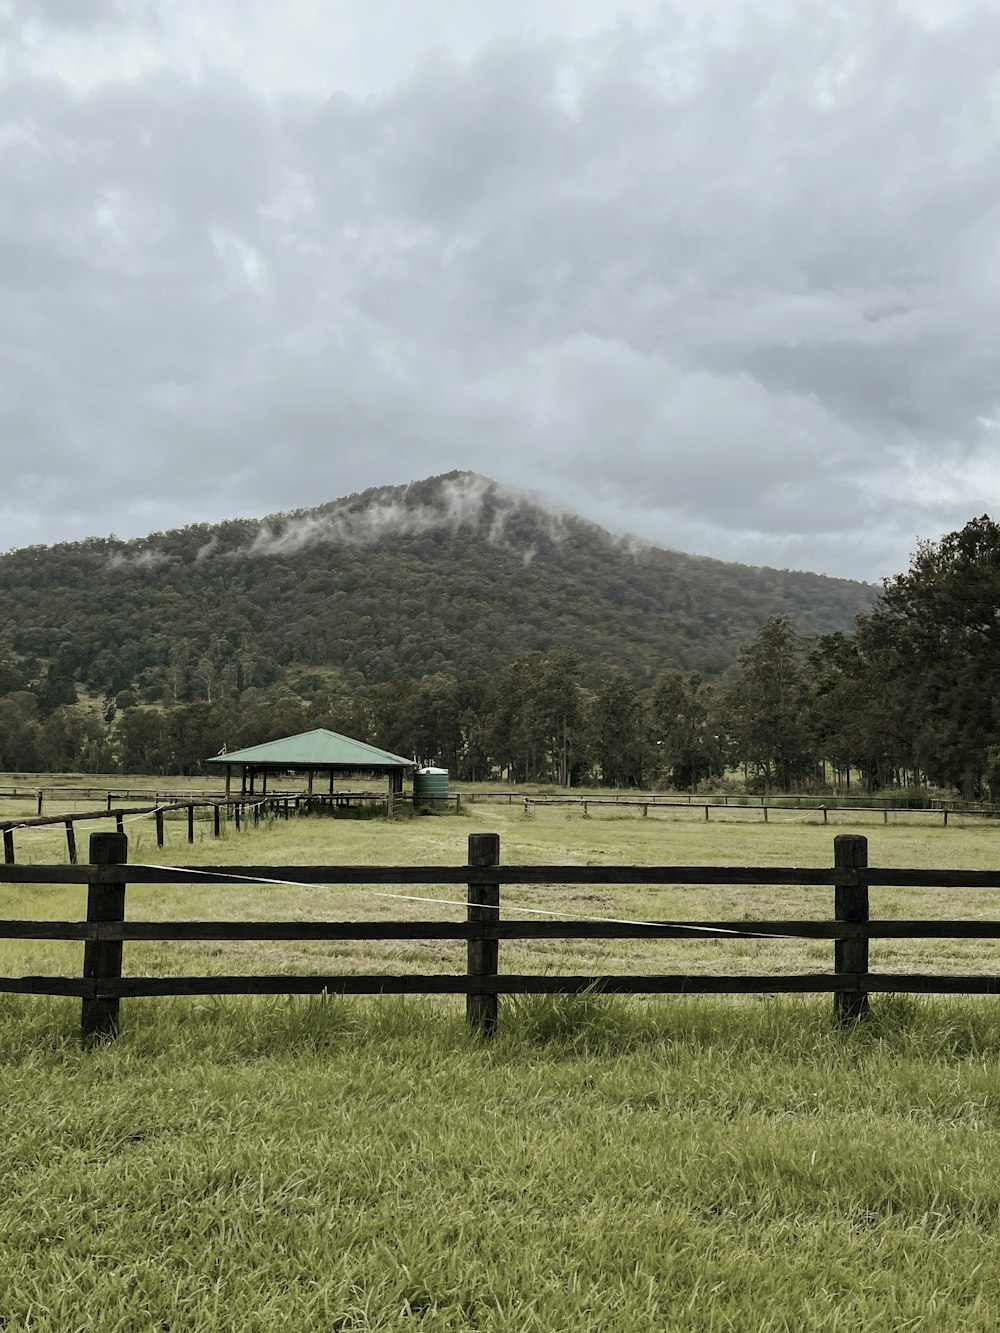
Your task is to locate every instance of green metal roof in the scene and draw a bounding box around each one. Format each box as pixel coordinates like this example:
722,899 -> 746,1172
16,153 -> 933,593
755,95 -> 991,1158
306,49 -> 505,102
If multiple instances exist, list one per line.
206,728 -> 415,769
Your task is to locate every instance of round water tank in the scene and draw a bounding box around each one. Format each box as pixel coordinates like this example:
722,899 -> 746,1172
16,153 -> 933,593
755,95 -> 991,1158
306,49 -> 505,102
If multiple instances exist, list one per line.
413,767 -> 449,805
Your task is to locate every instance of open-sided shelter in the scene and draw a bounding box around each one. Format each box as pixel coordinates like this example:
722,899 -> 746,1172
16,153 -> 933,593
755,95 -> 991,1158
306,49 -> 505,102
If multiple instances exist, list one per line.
206,728 -> 415,799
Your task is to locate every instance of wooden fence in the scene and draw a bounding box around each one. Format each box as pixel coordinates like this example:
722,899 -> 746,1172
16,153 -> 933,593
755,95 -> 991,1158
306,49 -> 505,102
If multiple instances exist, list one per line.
521,795 -> 989,825
470,790 -> 1000,816
0,791 -> 411,865
0,785 -> 230,810
10,783 -> 996,815
0,784 -> 456,814
3,832 -> 1000,1044
0,796 -> 286,865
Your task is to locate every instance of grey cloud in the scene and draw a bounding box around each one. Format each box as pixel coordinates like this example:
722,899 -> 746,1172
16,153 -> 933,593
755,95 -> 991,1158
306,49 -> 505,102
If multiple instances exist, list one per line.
2,0 -> 999,580
9,0 -> 143,30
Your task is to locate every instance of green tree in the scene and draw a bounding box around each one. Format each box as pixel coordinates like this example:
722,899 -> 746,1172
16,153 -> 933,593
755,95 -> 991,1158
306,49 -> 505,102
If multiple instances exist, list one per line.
32,671 -> 77,717
725,616 -> 815,791
648,670 -> 723,790
862,516 -> 1000,797
37,706 -> 106,773
0,692 -> 41,770
807,628 -> 919,793
117,709 -> 170,775
488,652 -> 587,783
593,673 -> 650,788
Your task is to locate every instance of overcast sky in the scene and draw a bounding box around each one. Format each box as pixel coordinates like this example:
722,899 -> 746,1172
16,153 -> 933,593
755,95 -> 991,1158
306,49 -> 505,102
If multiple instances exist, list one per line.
2,0 -> 998,581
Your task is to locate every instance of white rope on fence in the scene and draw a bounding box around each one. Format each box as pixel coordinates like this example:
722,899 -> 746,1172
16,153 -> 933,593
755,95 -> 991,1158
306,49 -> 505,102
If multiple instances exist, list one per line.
1,803 -> 177,838
3,802 -> 810,941
128,860 -> 797,940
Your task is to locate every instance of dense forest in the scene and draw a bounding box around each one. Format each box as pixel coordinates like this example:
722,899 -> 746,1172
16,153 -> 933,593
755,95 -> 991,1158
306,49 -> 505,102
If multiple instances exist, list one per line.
10,477 -> 995,798
1,472 -> 871,701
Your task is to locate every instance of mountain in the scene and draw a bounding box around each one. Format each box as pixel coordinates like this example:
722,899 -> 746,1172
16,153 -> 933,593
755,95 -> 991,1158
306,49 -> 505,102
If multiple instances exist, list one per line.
1,471 -> 876,701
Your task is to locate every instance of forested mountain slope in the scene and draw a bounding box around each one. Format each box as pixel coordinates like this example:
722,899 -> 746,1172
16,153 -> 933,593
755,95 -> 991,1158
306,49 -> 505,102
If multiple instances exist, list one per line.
1,472 -> 874,702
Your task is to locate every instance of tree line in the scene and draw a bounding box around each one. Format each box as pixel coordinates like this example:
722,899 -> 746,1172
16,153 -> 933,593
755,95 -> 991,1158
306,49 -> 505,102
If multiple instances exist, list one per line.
1,515 -> 997,797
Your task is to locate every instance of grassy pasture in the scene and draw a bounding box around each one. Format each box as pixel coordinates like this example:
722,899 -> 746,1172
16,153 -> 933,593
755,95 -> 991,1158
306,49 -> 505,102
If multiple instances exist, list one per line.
4,800 -> 1000,1328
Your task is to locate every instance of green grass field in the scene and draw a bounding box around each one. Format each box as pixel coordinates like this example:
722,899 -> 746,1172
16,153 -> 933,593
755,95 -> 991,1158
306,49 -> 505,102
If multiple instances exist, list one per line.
4,797 -> 1000,1329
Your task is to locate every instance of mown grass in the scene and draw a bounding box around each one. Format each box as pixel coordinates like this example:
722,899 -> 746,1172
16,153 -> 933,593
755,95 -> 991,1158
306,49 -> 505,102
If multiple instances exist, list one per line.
4,994 -> 1000,1329
5,801 -> 1000,1327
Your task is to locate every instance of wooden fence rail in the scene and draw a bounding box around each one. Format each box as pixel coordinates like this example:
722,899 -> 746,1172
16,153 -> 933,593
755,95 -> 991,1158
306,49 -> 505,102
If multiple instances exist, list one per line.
0,785 -> 233,810
522,795 -> 985,826
0,796 -> 285,865
2,833 -> 1000,1043
467,790 -> 1000,815
8,784 -> 998,815
0,791 -> 409,865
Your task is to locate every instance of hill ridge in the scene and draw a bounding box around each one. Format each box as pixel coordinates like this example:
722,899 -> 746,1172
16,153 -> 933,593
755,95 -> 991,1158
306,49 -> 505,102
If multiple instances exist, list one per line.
22,470 -> 874,593
0,472 -> 876,700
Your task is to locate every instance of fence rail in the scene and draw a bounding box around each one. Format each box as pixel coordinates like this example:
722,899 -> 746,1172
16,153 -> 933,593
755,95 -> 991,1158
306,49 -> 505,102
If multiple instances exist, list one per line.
0,791 -> 410,865
2,832 -> 1000,1043
468,790 -> 1000,816
0,795 -> 287,864
521,795 -> 993,825
8,783 -> 998,814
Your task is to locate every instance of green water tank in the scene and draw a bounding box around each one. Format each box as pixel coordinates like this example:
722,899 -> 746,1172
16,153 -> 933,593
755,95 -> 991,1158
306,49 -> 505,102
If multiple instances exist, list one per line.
413,767 -> 449,805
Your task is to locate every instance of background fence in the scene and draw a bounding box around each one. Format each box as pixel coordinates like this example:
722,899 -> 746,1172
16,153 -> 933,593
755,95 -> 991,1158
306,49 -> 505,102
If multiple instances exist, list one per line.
0,791 -> 412,864
520,795 -> 982,825
468,789 -> 1000,815
2,832 -> 1000,1044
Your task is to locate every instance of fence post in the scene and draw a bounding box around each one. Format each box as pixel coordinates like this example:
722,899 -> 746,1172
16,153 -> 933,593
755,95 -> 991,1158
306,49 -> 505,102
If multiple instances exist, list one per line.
37,789 -> 43,816
214,804 -> 221,837
115,814 -> 125,835
155,809 -> 164,848
3,829 -> 13,864
187,804 -> 195,843
82,831 -> 127,1045
467,832 -> 501,1039
834,834 -> 869,1024
65,819 -> 77,865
